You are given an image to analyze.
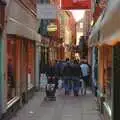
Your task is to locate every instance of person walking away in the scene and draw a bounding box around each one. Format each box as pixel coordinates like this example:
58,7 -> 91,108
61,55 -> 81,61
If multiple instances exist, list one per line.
55,60 -> 63,83
87,63 -> 92,88
80,60 -> 90,95
63,58 -> 72,95
72,60 -> 82,96
46,60 -> 58,100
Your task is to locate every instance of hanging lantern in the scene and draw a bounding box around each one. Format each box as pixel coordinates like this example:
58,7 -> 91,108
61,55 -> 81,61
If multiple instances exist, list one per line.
47,22 -> 57,33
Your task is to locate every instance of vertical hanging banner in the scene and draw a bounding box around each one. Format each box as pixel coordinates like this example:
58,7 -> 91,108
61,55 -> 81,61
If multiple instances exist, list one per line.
61,0 -> 91,9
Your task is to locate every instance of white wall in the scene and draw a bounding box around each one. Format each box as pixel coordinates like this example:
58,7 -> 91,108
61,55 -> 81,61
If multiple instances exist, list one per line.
6,0 -> 41,41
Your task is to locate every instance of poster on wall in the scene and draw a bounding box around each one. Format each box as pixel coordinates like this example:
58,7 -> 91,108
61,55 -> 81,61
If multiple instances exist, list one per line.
61,0 -> 91,9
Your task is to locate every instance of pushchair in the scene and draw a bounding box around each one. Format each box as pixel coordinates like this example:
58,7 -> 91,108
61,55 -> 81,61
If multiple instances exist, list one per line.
45,76 -> 56,101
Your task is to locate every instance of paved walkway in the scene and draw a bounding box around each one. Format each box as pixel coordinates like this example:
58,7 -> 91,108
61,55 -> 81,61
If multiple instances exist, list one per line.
10,90 -> 101,120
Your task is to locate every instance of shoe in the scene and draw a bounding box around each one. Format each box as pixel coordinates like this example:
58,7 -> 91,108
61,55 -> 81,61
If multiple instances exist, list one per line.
65,91 -> 69,95
74,91 -> 78,96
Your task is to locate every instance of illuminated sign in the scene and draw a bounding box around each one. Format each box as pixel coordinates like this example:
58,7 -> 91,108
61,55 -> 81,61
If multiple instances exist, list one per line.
61,0 -> 91,9
47,23 -> 57,32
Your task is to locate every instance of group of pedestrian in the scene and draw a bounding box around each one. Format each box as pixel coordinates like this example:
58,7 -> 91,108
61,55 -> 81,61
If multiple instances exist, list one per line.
45,58 -> 90,99
62,58 -> 90,96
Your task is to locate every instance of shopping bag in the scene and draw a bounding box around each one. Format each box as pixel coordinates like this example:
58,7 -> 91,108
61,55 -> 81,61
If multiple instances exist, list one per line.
58,79 -> 63,89
47,84 -> 55,91
80,79 -> 84,89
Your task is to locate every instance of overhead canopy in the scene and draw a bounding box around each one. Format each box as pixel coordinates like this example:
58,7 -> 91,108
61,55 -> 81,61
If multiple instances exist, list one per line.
100,0 -> 120,46
7,0 -> 41,41
88,14 -> 103,47
89,0 -> 120,47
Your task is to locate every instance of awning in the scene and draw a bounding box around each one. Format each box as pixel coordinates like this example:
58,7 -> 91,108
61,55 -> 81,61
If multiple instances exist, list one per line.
6,0 -> 41,42
100,30 -> 120,46
88,14 -> 103,47
7,17 -> 41,42
89,0 -> 120,47
100,0 -> 120,45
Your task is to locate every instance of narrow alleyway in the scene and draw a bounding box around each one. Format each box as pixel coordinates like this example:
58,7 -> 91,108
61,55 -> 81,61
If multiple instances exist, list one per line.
10,90 -> 101,120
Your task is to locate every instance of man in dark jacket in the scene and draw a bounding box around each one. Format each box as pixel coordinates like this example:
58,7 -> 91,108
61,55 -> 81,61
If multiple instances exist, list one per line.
63,58 -> 72,95
72,59 -> 82,96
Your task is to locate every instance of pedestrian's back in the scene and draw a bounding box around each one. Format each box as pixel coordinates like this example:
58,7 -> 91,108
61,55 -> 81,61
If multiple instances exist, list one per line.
80,62 -> 89,77
72,60 -> 82,77
63,59 -> 72,77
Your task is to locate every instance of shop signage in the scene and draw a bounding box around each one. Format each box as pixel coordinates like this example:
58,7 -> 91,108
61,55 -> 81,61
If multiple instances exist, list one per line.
61,0 -> 91,9
47,23 -> 57,32
37,4 -> 57,19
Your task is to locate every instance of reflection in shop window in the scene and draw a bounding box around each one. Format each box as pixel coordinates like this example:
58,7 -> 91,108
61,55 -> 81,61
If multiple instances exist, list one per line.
7,40 -> 16,101
103,46 -> 112,108
28,41 -> 35,90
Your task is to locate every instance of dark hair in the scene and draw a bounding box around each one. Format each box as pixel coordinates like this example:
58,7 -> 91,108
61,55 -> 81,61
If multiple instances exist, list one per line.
74,59 -> 78,64
66,58 -> 69,62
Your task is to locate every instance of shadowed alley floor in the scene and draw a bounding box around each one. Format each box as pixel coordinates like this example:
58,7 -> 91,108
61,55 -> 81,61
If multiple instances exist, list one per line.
10,90 -> 101,120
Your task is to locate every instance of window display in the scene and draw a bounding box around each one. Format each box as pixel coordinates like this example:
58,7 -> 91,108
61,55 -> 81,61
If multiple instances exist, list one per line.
7,40 -> 16,101
27,41 -> 35,90
103,46 -> 112,108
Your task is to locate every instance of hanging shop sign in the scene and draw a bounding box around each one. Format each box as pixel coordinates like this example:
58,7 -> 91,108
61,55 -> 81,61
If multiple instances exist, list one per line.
37,4 -> 57,19
61,0 -> 91,9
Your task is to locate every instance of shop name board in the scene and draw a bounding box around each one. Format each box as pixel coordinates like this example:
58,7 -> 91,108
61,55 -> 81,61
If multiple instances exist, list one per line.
37,4 -> 57,19
61,0 -> 91,9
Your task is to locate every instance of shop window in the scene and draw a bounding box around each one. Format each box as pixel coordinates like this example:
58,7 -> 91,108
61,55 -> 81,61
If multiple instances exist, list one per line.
103,46 -> 112,108
28,41 -> 35,90
7,40 -> 17,101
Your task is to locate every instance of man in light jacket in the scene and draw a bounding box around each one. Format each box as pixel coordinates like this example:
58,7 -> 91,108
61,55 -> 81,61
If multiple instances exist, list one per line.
80,60 -> 90,95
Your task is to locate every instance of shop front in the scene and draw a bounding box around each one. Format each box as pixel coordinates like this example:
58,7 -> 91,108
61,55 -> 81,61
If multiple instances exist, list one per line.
14,38 -> 36,103
7,37 -> 19,103
0,1 -> 6,117
6,36 -> 36,110
98,45 -> 112,119
2,0 -> 40,117
27,40 -> 35,91
89,0 -> 120,120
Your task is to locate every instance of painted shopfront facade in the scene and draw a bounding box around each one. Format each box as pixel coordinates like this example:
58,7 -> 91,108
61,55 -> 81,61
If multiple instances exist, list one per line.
89,0 -> 120,120
0,0 -> 41,118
